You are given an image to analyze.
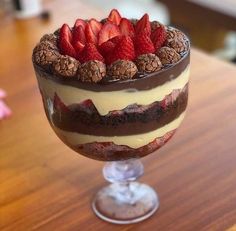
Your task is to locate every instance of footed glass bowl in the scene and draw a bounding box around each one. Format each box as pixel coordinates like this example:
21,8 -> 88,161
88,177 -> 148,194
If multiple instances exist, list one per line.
33,35 -> 190,224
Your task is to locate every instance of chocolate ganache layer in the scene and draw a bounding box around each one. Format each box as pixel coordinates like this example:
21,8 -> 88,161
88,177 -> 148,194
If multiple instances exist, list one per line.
49,85 -> 188,136
34,50 -> 189,92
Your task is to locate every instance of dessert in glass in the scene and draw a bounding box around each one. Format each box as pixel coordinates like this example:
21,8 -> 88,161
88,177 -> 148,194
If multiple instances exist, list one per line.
32,9 -> 190,224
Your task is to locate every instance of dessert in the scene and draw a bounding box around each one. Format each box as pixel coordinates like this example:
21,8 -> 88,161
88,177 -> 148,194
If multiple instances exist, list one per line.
32,9 -> 190,161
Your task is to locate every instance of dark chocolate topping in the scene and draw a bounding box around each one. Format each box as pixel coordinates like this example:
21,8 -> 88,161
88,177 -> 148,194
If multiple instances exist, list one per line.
34,50 -> 189,92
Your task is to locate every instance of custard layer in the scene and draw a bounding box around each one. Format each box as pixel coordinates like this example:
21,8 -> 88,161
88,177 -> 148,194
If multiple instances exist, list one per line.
37,66 -> 190,115
53,111 -> 185,149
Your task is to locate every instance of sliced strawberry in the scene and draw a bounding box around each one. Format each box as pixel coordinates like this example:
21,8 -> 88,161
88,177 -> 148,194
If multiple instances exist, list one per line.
85,23 -> 97,45
89,18 -> 102,36
151,25 -> 167,50
59,24 -> 76,58
99,40 -> 115,57
78,43 -> 104,63
119,18 -> 135,38
60,23 -> 73,42
59,38 -> 77,58
109,35 -> 123,45
134,31 -> 155,57
72,25 -> 86,45
74,19 -> 86,30
98,22 -> 121,46
135,13 -> 151,36
106,36 -> 135,64
108,9 -> 122,25
54,94 -> 70,113
74,41 -> 85,54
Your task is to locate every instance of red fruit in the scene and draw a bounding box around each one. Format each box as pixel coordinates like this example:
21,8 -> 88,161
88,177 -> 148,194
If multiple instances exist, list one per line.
98,22 -> 121,46
106,36 -> 135,64
74,41 -> 85,54
54,94 -> 70,113
74,19 -> 86,30
135,13 -> 151,36
89,18 -> 102,36
60,23 -> 73,42
134,31 -> 155,57
108,9 -> 122,25
72,26 -> 86,53
85,23 -> 97,45
151,26 -> 167,50
99,40 -> 115,56
80,99 -> 94,108
109,35 -> 123,45
119,18 -> 135,37
78,43 -> 104,63
73,25 -> 86,44
59,24 -> 76,58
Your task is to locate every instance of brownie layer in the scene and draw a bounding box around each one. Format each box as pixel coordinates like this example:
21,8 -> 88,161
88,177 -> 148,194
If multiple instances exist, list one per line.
34,50 -> 189,92
59,130 -> 176,161
49,85 -> 188,136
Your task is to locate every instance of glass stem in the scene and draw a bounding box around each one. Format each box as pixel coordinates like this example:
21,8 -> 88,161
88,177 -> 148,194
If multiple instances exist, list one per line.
103,158 -> 144,204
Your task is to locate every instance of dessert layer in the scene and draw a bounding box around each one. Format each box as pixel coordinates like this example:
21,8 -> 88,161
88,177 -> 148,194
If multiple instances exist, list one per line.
37,66 -> 189,115
52,111 -> 185,149
34,50 -> 189,91
50,85 -> 188,135
75,130 -> 176,161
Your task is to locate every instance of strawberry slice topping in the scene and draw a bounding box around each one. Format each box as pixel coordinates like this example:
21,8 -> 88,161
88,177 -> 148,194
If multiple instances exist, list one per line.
73,41 -> 85,54
72,26 -> 86,53
85,23 -> 97,45
106,36 -> 135,64
119,18 -> 135,38
108,9 -> 122,25
89,18 -> 102,37
59,24 -> 77,58
99,40 -> 116,57
60,23 -> 73,42
74,19 -> 86,30
151,25 -> 167,50
73,26 -> 86,44
135,13 -> 151,36
109,35 -> 123,45
78,43 -> 104,63
98,22 -> 121,46
134,30 -> 155,57
57,10 -> 168,65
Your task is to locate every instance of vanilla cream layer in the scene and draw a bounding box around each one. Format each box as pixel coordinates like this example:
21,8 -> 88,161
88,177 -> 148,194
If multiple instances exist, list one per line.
53,111 -> 185,149
38,66 -> 190,115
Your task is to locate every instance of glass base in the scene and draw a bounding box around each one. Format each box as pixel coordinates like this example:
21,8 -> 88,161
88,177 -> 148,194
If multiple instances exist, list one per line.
92,182 -> 159,224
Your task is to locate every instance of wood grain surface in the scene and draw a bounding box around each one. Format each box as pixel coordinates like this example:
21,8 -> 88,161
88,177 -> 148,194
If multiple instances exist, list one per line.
1,1 -> 236,230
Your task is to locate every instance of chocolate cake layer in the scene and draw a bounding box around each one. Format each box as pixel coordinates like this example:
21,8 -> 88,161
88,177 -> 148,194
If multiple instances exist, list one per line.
34,51 -> 189,92
64,130 -> 176,161
47,85 -> 188,136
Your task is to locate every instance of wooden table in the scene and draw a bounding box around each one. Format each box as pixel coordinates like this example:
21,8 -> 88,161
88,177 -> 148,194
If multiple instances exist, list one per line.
158,0 -> 236,52
1,1 -> 236,230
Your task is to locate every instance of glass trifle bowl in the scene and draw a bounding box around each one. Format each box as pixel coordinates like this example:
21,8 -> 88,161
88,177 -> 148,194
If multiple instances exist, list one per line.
32,9 -> 190,224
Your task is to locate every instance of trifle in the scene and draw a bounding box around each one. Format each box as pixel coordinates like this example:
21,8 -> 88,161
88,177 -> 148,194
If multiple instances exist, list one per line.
32,9 -> 190,224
